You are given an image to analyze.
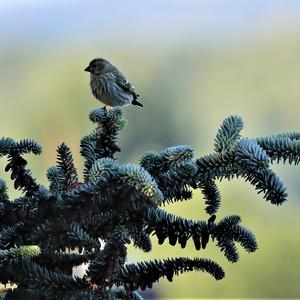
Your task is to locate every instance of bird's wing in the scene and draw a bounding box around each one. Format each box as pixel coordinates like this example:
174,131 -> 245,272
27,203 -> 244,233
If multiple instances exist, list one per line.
116,76 -> 139,99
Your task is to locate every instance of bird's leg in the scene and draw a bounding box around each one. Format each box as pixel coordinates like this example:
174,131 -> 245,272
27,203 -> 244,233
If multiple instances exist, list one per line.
103,106 -> 107,111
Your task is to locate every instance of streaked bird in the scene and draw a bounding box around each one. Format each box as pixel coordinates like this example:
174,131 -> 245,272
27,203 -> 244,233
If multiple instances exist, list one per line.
84,58 -> 143,108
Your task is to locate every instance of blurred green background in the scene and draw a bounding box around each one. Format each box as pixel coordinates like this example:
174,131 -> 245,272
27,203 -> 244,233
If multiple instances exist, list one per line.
0,0 -> 299,298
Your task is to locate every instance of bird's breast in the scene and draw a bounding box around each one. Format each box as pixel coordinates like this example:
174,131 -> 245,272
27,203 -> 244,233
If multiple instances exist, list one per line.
89,74 -> 133,107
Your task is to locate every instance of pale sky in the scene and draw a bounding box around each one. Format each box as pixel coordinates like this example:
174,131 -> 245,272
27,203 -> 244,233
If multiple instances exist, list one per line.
0,0 -> 85,10
1,0 -> 300,47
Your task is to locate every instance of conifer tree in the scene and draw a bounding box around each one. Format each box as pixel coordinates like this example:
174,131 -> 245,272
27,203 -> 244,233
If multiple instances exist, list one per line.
0,107 -> 299,299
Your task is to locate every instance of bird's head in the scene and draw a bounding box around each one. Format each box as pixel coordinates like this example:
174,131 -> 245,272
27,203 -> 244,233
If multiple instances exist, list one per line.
84,58 -> 112,75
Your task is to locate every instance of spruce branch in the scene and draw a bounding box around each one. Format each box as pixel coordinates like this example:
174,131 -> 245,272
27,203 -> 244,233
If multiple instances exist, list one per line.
118,258 -> 225,291
256,135 -> 300,165
214,115 -> 244,153
199,179 -> 221,215
145,208 -> 257,259
18,259 -> 88,290
86,227 -> 129,286
56,143 -> 79,190
0,106 -> 298,299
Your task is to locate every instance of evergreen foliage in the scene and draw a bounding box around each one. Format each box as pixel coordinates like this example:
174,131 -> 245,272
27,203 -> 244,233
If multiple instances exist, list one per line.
0,108 -> 299,299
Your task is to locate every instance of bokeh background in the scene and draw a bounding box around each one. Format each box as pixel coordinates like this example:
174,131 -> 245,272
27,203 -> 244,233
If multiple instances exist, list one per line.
0,0 -> 300,298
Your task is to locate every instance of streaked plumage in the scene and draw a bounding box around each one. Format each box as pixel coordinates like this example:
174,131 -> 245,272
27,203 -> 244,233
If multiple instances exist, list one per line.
84,58 -> 143,108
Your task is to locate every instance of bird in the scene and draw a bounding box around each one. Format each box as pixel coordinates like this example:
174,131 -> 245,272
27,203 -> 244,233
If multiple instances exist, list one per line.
84,58 -> 143,108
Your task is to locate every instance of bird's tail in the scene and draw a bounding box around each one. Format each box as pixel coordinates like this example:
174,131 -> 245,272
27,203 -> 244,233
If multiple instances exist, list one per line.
132,99 -> 144,107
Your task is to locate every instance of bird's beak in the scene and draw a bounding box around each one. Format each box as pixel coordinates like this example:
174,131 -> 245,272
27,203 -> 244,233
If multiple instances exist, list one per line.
84,66 -> 91,72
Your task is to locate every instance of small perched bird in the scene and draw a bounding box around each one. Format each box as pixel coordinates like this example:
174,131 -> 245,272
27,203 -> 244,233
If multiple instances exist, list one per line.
84,58 -> 143,108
